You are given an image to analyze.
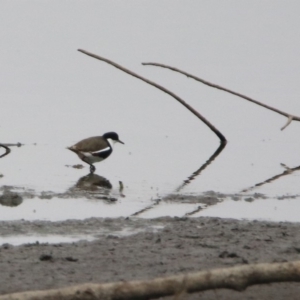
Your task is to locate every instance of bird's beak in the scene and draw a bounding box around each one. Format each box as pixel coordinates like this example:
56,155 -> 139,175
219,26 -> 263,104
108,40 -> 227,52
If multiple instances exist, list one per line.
118,139 -> 124,145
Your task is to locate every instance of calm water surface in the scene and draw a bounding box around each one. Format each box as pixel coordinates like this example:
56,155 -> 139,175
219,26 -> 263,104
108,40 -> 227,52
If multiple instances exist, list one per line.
0,1 -> 300,226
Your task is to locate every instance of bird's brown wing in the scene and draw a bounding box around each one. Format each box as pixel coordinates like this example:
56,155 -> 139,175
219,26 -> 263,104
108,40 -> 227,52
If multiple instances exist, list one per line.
70,136 -> 109,152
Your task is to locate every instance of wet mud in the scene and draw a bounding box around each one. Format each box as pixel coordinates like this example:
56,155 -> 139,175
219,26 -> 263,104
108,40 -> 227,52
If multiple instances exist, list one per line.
1,216 -> 300,299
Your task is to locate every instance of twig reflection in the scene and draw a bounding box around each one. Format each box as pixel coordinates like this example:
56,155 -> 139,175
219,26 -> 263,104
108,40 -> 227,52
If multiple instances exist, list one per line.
176,142 -> 227,193
241,163 -> 300,193
130,198 -> 161,217
130,143 -> 226,217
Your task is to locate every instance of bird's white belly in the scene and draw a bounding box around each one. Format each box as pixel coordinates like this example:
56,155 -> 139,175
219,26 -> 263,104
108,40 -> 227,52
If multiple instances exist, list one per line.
82,152 -> 104,164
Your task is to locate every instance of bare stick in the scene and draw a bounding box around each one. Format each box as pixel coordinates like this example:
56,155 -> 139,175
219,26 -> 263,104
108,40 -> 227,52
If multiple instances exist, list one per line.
78,49 -> 227,144
2,261 -> 300,300
1,142 -> 22,147
0,144 -> 10,158
142,62 -> 300,130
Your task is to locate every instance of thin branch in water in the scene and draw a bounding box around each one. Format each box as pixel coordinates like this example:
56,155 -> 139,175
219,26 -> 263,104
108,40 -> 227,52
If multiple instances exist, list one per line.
0,144 -> 11,158
1,142 -> 22,147
78,49 -> 227,144
2,261 -> 300,300
142,62 -> 300,130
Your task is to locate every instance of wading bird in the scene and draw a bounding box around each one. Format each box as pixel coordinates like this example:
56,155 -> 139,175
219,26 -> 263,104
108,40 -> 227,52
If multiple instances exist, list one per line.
67,132 -> 124,173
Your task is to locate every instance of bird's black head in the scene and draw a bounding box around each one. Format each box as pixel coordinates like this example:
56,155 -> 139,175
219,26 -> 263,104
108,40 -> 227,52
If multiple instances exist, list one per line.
103,132 -> 124,144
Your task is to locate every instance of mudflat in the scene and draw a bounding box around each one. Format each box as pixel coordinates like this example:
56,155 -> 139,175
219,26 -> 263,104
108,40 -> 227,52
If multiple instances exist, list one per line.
1,216 -> 300,299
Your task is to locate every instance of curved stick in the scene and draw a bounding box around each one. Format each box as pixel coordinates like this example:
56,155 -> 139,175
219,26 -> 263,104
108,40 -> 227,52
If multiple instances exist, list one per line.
78,49 -> 227,144
0,144 -> 10,158
142,62 -> 300,130
2,261 -> 300,300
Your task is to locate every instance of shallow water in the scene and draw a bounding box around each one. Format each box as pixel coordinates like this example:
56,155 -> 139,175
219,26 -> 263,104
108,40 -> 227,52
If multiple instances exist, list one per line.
0,234 -> 96,246
0,1 -> 300,232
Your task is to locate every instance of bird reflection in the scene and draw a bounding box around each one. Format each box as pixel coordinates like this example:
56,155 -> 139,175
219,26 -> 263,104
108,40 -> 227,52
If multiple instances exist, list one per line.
75,173 -> 112,190
68,173 -> 116,201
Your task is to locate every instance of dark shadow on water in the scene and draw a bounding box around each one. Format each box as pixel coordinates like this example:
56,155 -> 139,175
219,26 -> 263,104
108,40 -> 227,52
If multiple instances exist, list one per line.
0,190 -> 23,207
241,163 -> 300,193
0,174 -> 119,206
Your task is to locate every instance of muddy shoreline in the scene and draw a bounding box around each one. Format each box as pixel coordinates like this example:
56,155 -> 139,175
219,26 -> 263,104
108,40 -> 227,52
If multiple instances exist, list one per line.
1,216 -> 300,299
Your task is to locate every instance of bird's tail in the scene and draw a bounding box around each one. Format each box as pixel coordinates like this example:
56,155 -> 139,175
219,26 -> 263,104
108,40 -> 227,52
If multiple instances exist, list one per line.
66,146 -> 77,153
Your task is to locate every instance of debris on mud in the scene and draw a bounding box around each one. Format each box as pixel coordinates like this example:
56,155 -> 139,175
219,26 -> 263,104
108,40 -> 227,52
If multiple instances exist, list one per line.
0,217 -> 300,299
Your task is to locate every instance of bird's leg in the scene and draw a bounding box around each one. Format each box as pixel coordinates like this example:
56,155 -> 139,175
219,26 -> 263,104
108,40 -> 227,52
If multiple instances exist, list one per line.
89,165 -> 96,174
82,156 -> 96,174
